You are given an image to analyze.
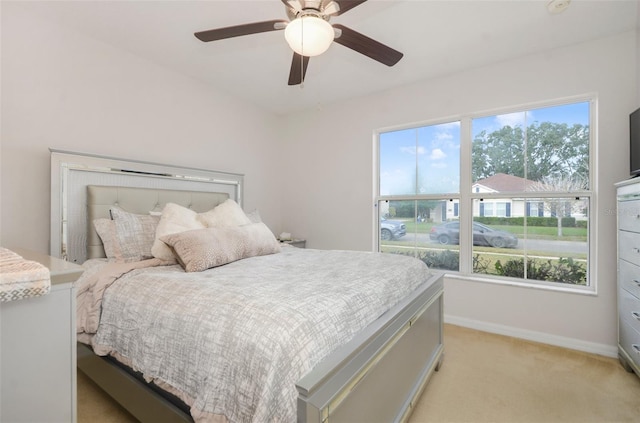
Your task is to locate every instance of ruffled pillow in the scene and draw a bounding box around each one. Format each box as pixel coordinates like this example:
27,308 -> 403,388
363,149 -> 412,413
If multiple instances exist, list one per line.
160,223 -> 281,272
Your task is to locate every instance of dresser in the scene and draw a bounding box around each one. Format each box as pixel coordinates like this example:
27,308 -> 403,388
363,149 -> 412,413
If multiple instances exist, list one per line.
0,248 -> 83,422
616,179 -> 640,375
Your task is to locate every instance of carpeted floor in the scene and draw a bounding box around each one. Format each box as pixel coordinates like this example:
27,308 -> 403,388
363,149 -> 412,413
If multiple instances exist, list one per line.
78,324 -> 640,422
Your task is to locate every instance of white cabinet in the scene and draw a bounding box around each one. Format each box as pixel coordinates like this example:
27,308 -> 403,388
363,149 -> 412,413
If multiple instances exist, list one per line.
0,249 -> 83,422
616,179 -> 640,375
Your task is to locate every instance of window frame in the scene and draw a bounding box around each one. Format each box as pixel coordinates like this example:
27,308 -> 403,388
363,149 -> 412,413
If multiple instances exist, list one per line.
374,95 -> 597,294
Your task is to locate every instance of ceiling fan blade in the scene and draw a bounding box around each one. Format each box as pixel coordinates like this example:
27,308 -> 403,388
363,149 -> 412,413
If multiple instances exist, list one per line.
281,0 -> 303,14
332,24 -> 403,66
288,53 -> 310,86
195,20 -> 288,42
333,0 -> 367,16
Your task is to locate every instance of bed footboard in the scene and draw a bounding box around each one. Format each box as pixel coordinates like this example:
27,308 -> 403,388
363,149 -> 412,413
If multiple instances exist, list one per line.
296,273 -> 444,423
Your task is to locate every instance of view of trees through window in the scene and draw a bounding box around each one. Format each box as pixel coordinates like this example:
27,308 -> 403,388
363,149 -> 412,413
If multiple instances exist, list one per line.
377,100 -> 591,287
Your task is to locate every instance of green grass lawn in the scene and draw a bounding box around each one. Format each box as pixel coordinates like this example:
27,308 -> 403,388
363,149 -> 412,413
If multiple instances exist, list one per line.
398,219 -> 587,242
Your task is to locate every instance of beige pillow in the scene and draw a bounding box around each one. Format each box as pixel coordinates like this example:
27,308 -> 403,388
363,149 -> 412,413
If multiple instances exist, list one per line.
197,199 -> 252,228
152,200 -> 253,261
93,218 -> 121,261
110,207 -> 160,262
160,223 -> 281,272
93,209 -> 159,262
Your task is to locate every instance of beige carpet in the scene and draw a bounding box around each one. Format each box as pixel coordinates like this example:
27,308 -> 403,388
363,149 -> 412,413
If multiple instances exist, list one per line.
78,324 -> 640,422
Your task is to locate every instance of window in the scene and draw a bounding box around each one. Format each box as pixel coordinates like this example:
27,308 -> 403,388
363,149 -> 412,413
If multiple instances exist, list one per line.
376,99 -> 592,288
479,201 -> 510,217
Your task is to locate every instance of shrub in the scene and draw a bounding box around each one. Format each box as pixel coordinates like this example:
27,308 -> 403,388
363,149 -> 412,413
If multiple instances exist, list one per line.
494,257 -> 586,285
472,254 -> 491,273
394,250 -> 586,285
416,250 -> 459,270
576,220 -> 588,228
412,250 -> 490,273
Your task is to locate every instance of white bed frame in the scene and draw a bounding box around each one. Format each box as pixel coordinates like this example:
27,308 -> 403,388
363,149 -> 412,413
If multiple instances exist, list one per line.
51,150 -> 444,423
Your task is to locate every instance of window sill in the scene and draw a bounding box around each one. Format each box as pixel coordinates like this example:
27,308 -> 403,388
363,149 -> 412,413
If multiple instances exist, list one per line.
441,271 -> 597,296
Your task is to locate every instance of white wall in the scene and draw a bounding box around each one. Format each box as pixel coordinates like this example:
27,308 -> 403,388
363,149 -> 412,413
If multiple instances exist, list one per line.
0,4 -> 283,254
280,31 -> 637,354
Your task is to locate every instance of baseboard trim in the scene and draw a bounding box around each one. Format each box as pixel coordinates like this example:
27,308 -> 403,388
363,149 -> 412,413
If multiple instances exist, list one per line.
444,314 -> 618,358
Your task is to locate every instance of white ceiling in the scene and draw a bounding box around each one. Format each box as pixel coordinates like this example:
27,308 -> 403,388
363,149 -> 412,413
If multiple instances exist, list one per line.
10,0 -> 639,115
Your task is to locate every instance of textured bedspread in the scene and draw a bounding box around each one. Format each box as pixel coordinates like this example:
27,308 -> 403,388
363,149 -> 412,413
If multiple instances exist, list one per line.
77,247 -> 433,422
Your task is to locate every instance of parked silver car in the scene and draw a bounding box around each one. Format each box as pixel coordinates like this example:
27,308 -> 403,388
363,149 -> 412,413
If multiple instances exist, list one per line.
381,217 -> 406,241
429,221 -> 518,248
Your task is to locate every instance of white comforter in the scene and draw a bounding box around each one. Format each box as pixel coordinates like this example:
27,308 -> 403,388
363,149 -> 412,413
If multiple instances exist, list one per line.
76,247 -> 433,422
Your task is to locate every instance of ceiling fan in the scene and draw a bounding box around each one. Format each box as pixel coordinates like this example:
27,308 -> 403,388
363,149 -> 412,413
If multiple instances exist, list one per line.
194,0 -> 403,86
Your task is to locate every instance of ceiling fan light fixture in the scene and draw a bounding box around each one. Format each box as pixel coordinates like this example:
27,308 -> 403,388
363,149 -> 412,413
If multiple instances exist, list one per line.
284,14 -> 334,57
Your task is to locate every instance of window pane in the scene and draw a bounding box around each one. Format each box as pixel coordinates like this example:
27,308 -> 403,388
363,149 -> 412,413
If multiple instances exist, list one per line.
472,112 -> 526,185
379,129 -> 418,196
379,122 -> 461,196
379,200 -> 460,272
472,102 -> 590,190
417,122 -> 461,194
472,197 -> 588,285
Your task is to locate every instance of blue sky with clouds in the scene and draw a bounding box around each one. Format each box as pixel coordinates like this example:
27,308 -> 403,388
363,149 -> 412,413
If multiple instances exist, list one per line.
379,101 -> 589,196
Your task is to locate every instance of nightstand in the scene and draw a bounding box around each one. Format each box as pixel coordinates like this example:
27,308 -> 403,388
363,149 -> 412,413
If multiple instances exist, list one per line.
0,248 -> 83,423
280,239 -> 306,248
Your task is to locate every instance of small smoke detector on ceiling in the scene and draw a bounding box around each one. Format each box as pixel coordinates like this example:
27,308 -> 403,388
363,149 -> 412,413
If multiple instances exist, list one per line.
547,0 -> 571,14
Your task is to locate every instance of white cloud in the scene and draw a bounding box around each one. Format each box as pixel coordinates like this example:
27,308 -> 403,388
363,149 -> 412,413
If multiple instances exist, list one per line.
435,132 -> 453,141
429,148 -> 446,160
400,146 -> 426,155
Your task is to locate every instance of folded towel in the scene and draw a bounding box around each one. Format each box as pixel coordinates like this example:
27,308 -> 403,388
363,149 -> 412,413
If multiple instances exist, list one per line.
0,248 -> 51,302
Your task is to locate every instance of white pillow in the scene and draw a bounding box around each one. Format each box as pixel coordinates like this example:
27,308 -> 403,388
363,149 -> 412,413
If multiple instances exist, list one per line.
152,199 -> 252,261
151,203 -> 205,260
245,209 -> 262,223
197,199 -> 252,228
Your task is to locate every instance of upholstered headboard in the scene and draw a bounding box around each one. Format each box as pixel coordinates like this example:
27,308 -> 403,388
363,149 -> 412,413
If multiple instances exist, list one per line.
51,150 -> 244,263
86,185 -> 230,260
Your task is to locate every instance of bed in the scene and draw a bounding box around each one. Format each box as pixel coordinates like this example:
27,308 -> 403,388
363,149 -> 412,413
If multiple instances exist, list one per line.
50,150 -> 444,423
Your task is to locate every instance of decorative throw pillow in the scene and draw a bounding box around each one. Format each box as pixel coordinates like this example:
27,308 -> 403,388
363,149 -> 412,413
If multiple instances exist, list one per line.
197,199 -> 252,228
110,207 -> 160,262
160,222 -> 281,272
151,203 -> 206,260
152,200 -> 253,261
93,218 -> 121,261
